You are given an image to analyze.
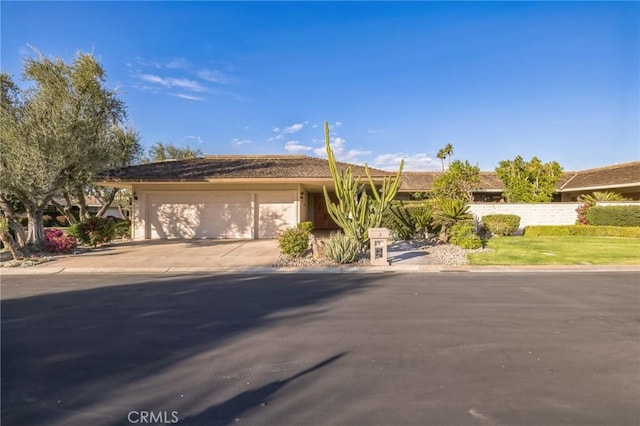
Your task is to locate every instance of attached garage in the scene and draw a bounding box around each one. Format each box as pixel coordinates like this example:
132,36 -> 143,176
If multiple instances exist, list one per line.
143,190 -> 298,239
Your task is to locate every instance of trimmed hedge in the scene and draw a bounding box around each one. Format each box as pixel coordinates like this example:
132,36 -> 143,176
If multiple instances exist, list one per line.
524,225 -> 640,238
481,214 -> 520,236
584,205 -> 640,227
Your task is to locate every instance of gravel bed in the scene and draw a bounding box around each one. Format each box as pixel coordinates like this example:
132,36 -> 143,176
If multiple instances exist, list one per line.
274,239 -> 489,267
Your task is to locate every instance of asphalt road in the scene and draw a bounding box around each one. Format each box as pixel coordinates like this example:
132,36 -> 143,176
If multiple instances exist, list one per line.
1,272 -> 638,426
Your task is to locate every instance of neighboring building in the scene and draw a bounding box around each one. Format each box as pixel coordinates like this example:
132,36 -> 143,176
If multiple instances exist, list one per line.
96,156 -> 640,240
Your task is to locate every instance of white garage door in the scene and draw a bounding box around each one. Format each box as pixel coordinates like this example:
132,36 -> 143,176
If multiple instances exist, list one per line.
257,191 -> 297,238
146,191 -> 297,239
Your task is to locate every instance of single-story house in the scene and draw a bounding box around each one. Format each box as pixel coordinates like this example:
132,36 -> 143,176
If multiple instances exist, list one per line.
400,161 -> 640,202
96,156 -> 640,240
96,155 -> 395,240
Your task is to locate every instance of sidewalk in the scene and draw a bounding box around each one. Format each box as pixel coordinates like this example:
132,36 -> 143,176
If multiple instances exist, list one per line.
1,239 -> 638,275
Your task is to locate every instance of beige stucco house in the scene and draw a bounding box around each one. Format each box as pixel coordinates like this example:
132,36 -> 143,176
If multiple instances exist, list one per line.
97,157 -> 640,240
97,155 -> 394,240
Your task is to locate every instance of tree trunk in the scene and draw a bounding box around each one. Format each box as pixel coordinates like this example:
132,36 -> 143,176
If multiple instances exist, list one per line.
50,197 -> 78,225
0,229 -> 24,260
0,195 -> 27,247
77,190 -> 90,220
25,205 -> 45,246
95,187 -> 117,218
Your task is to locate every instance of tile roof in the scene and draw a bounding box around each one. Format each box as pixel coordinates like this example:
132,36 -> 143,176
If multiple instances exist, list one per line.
97,155 -> 393,182
97,155 -> 639,194
559,161 -> 640,190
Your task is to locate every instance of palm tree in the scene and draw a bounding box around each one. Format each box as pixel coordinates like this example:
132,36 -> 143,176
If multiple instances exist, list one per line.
436,148 -> 447,171
443,143 -> 454,167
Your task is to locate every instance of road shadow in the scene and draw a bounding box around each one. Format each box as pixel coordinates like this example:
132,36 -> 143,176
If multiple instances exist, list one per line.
1,274 -> 375,426
181,352 -> 347,425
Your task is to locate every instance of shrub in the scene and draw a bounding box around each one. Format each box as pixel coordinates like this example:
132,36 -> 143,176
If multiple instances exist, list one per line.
482,214 -> 521,236
68,216 -> 116,247
324,232 -> 360,264
584,205 -> 640,227
383,201 -> 432,240
278,222 -> 312,257
449,223 -> 482,249
43,229 -> 77,253
56,215 -> 69,226
575,203 -> 590,225
432,198 -> 473,242
113,220 -> 131,239
524,225 -> 640,238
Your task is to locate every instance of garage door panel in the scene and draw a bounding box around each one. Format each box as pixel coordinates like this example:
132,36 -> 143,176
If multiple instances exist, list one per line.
148,192 -> 252,239
149,202 -> 204,239
257,191 -> 297,238
146,191 -> 296,240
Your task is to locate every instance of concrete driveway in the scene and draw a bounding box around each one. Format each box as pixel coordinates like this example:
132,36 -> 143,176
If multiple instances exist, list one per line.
25,239 -> 281,272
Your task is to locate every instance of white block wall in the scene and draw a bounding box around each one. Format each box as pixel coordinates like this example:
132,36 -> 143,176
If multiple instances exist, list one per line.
469,203 -> 582,233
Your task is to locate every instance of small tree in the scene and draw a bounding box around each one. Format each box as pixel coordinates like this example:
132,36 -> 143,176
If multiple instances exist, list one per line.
431,160 -> 480,202
322,122 -> 403,248
146,142 -> 203,162
495,156 -> 563,203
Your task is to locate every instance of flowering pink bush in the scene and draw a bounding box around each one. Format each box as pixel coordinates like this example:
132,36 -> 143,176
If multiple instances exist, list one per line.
575,203 -> 590,225
43,229 -> 77,253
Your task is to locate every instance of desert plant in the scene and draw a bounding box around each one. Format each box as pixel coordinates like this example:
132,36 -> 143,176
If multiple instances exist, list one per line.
42,229 -> 77,253
278,222 -> 312,257
384,201 -> 434,240
322,122 -> 403,248
578,191 -> 629,205
68,216 -> 116,247
482,214 -> 521,236
324,232 -> 360,264
449,223 -> 483,249
432,198 -> 473,242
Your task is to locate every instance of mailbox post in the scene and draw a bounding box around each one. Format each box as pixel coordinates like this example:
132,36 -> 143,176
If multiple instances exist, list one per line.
368,228 -> 390,266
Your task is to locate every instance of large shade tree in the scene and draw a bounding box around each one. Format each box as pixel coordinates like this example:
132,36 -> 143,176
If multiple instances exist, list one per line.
146,141 -> 202,162
0,51 -> 136,245
495,156 -> 563,202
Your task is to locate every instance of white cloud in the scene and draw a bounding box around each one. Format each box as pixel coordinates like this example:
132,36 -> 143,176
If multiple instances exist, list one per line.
284,141 -> 312,153
139,74 -> 206,92
231,138 -> 252,147
173,93 -> 203,101
312,124 -> 319,128
373,152 -> 439,171
368,128 -> 383,134
272,127 -> 280,132
313,136 -> 371,163
282,122 -> 306,134
335,121 -> 343,127
197,69 -> 230,84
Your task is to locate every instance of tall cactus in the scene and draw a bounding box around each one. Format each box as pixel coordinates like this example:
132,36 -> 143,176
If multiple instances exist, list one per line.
322,121 -> 403,247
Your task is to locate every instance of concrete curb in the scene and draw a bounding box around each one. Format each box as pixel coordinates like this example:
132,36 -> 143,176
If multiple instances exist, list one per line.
2,265 -> 638,276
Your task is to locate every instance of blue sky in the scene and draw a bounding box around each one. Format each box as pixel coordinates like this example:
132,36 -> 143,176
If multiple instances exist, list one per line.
2,1 -> 638,171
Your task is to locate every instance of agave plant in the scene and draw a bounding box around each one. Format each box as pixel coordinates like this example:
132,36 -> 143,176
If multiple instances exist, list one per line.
432,198 -> 473,242
578,191 -> 628,205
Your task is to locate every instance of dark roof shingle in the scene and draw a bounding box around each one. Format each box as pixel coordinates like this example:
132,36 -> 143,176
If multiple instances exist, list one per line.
98,155 -> 393,182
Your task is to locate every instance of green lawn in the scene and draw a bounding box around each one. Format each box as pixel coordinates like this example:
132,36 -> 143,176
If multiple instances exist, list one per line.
468,236 -> 640,265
